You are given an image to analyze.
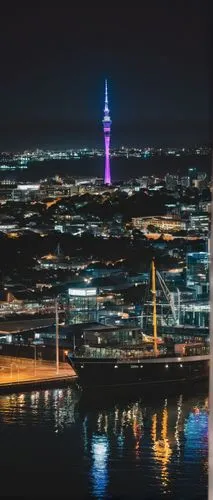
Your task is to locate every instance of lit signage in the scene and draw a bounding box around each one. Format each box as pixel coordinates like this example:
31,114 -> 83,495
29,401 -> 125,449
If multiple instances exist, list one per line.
17,184 -> 40,191
68,288 -> 97,297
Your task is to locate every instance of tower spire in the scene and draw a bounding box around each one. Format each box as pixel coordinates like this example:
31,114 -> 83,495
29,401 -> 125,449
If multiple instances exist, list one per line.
104,79 -> 109,111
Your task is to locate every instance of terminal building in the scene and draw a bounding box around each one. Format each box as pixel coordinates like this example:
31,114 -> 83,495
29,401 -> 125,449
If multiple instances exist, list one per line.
186,252 -> 209,296
68,287 -> 98,324
179,302 -> 209,328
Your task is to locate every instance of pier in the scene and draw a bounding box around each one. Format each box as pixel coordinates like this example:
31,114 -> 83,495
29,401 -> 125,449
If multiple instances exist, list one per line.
0,356 -> 76,393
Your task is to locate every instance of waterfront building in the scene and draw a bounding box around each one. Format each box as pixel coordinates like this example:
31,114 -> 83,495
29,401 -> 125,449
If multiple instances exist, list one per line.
186,252 -> 209,295
68,287 -> 98,324
179,302 -> 209,328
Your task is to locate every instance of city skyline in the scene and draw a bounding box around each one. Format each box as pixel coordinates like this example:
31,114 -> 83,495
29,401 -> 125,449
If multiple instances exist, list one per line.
0,6 -> 210,499
0,5 -> 209,151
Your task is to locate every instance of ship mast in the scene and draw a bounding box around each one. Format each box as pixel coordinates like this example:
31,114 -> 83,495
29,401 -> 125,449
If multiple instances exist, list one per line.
151,259 -> 158,356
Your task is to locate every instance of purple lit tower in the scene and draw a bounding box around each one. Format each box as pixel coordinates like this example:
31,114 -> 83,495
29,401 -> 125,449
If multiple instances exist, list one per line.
102,79 -> 112,185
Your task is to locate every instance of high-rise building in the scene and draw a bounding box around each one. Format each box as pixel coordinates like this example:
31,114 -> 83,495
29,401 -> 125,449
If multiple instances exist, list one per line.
103,80 -> 112,185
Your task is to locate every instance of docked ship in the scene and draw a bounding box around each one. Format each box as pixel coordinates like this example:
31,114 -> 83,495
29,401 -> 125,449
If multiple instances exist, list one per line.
67,260 -> 210,389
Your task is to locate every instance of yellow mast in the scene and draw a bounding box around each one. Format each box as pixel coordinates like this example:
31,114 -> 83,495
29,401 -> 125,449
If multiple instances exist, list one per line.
151,259 -> 158,356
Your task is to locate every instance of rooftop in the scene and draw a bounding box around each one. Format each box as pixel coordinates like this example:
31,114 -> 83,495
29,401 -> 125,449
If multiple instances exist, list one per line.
0,317 -> 55,334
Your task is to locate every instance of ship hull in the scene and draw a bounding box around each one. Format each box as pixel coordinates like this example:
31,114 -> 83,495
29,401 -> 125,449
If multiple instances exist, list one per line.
67,354 -> 209,389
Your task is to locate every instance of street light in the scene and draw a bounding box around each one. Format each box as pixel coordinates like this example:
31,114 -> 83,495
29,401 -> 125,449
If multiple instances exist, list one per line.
55,292 -> 69,374
32,344 -> 37,375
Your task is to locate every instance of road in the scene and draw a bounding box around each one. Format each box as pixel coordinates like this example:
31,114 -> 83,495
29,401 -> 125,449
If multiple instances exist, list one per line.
0,356 -> 76,386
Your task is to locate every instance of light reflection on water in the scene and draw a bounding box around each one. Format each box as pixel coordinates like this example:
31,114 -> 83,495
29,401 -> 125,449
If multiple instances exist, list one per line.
91,435 -> 109,497
0,385 -> 208,498
0,387 -> 77,431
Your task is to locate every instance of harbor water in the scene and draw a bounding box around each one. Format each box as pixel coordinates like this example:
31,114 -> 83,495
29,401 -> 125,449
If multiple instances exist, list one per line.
0,383 -> 208,498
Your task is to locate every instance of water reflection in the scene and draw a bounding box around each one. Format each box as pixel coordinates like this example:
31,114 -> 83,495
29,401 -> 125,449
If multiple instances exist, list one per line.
174,395 -> 183,458
0,386 -> 80,430
80,391 -> 208,498
0,386 -> 208,498
151,400 -> 172,492
184,403 -> 208,459
91,435 -> 109,497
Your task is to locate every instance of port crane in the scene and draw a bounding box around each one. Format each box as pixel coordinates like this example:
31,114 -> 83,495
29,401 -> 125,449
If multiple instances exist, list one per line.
142,264 -> 181,329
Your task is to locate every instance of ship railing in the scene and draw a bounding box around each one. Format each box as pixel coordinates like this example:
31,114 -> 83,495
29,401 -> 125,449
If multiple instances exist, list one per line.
74,347 -> 209,359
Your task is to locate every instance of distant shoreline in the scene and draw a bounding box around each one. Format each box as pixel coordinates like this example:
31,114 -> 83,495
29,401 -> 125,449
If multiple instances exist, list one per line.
0,155 -> 210,182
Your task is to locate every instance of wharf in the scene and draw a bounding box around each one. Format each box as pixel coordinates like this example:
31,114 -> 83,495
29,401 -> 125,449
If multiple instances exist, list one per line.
0,356 -> 76,394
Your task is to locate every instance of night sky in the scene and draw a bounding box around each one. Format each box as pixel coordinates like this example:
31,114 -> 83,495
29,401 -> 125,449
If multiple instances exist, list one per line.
0,4 -> 209,150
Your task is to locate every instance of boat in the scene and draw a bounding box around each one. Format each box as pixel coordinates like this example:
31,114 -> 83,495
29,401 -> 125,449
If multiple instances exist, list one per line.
66,260 -> 210,389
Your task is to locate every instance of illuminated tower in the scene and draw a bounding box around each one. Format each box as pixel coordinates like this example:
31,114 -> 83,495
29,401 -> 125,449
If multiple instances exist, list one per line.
102,79 -> 112,185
